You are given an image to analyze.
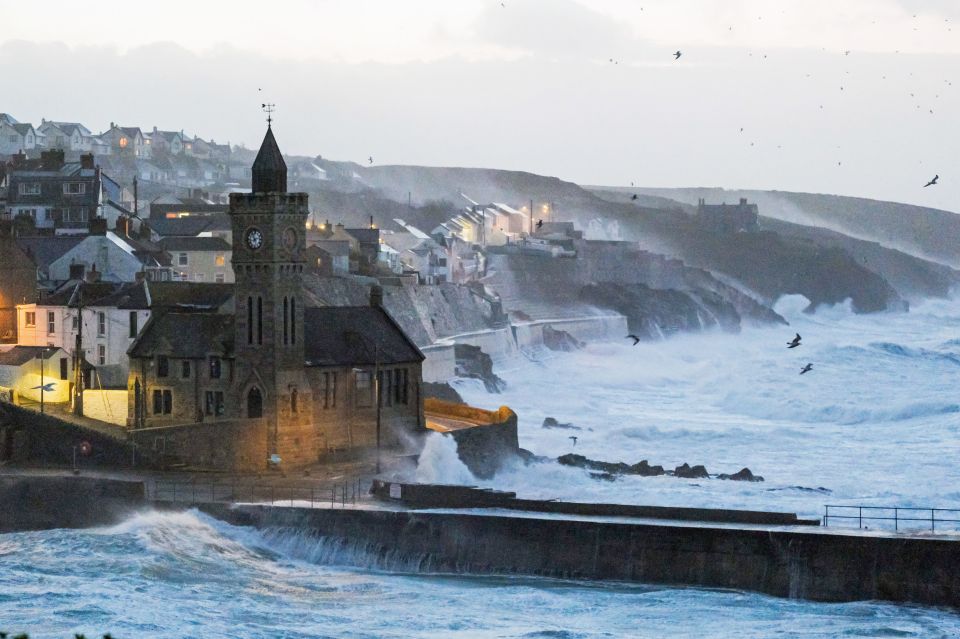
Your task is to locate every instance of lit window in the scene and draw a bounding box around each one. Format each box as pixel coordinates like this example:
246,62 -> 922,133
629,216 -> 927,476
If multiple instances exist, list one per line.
25,311 -> 36,327
119,137 -> 128,148
215,254 -> 225,266
47,311 -> 56,335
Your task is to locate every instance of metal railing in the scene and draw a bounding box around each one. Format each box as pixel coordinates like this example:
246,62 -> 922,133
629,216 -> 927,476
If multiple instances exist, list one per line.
823,505 -> 960,532
150,478 -> 372,509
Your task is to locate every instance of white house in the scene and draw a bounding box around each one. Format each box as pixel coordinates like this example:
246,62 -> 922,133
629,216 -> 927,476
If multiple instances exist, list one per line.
0,122 -> 39,155
0,345 -> 75,404
38,121 -> 93,152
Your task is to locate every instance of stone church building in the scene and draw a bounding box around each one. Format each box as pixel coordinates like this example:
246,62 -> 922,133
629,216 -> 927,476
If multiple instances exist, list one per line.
126,125 -> 425,471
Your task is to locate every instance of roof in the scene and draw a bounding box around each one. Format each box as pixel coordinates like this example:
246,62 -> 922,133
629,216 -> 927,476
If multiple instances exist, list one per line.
159,236 -> 231,252
302,306 -> 424,367
0,345 -> 63,367
128,312 -> 234,359
11,123 -> 35,136
147,282 -> 234,311
146,216 -> 221,238
118,127 -> 143,139
0,113 -> 19,125
16,236 -> 85,269
251,126 -> 287,193
343,228 -> 380,245
39,281 -> 132,308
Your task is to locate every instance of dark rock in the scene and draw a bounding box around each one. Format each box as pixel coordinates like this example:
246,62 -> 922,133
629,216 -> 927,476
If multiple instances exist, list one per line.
629,460 -> 665,476
557,453 -> 630,475
542,325 -> 585,351
673,463 -> 709,479
454,344 -> 506,393
590,472 -> 618,482
422,382 -> 465,404
718,467 -> 764,482
542,417 -> 581,430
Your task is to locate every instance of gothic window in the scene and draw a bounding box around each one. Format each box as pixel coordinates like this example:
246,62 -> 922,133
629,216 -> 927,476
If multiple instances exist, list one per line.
291,297 -> 296,344
257,297 -> 263,345
247,296 -> 254,342
181,360 -> 191,379
205,390 -> 225,416
247,387 -> 263,418
209,356 -> 221,379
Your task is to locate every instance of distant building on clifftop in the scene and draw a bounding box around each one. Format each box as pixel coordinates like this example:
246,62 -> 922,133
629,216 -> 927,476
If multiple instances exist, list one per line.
696,197 -> 759,234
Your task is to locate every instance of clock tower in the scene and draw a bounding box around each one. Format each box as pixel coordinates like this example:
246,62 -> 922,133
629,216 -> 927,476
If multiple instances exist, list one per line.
229,123 -> 312,464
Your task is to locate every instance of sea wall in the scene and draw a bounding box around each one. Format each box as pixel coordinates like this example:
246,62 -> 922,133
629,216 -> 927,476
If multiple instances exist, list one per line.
0,475 -> 146,532
201,504 -> 960,607
420,344 -> 456,383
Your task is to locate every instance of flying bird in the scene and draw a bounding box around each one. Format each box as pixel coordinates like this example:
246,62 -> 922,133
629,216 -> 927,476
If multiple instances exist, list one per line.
368,156 -> 374,165
787,333 -> 802,349
924,174 -> 939,187
31,382 -> 56,392
569,436 -> 578,446
631,194 -> 638,200
800,363 -> 813,375
673,50 -> 682,60
626,334 -> 640,345
536,219 -> 543,229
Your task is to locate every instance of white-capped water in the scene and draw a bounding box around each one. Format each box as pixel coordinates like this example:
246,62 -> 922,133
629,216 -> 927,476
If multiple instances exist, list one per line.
2,509 -> 958,638
449,295 -> 960,520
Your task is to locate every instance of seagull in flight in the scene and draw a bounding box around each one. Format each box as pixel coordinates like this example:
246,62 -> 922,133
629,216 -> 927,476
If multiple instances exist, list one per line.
787,333 -> 802,349
631,194 -> 638,200
626,334 -> 640,345
31,382 -> 56,392
800,363 -> 813,375
569,436 -> 578,446
536,219 -> 543,229
368,156 -> 374,165
673,50 -> 682,60
924,174 -> 939,187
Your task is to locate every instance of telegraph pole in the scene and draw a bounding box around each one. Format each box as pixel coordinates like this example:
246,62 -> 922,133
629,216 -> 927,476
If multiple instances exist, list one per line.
73,288 -> 84,416
374,343 -> 382,475
39,348 -> 45,414
529,198 -> 534,235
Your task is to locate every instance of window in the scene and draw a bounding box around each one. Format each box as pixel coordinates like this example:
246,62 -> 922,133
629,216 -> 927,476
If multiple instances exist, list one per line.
181,360 -> 191,379
24,311 -> 36,327
18,183 -> 40,196
283,297 -> 289,345
395,368 -> 407,405
215,273 -> 225,283
205,390 -> 225,416
215,254 -> 225,266
97,312 -> 106,336
247,296 -> 253,345
178,253 -> 188,266
291,297 -> 296,345
209,356 -> 221,379
64,208 -> 89,223
157,355 -> 169,378
355,371 -> 372,407
47,311 -> 55,335
153,389 -> 172,415
194,273 -> 204,282
290,388 -> 298,413
63,182 -> 86,195
98,344 -> 106,366
247,387 -> 263,418
129,311 -> 138,338
72,316 -> 79,330
321,372 -> 337,409
60,358 -> 68,380
378,370 -> 393,407
257,297 -> 263,345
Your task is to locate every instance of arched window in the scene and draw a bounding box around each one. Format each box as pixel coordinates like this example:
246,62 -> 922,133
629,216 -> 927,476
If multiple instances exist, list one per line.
247,387 -> 263,418
291,297 -> 296,345
257,297 -> 263,345
247,296 -> 253,345
283,297 -> 289,345
290,388 -> 298,413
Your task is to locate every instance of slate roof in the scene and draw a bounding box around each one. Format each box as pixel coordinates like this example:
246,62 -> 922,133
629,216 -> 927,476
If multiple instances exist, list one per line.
128,312 -> 234,359
146,213 -> 231,237
0,345 -> 63,367
11,123 -> 35,136
147,282 -> 234,311
158,236 -> 231,252
251,126 -> 287,193
343,228 -> 380,245
302,306 -> 424,367
40,280 -> 130,308
16,236 -> 85,269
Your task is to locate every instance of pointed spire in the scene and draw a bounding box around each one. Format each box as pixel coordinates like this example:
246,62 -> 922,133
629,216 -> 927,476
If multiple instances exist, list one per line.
251,125 -> 287,193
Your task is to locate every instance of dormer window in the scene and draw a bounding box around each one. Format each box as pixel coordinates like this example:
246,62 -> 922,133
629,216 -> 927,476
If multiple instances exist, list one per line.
19,183 -> 40,195
64,182 -> 86,195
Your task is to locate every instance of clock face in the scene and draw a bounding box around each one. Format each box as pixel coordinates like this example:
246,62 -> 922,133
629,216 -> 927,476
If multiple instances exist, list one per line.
282,227 -> 297,250
245,228 -> 263,250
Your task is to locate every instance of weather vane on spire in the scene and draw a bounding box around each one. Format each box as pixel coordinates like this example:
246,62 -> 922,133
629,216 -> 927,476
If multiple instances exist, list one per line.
261,103 -> 276,127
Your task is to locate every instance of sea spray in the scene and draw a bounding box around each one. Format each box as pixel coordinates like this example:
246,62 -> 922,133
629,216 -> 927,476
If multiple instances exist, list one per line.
414,432 -> 477,485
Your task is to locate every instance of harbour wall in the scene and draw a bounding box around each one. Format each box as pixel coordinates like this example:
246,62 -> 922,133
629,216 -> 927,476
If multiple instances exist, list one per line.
0,475 -> 146,532
201,503 -> 960,608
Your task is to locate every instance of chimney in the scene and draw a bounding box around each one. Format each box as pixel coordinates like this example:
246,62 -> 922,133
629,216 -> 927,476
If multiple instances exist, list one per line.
369,215 -> 375,229
80,153 -> 94,170
739,197 -> 747,206
369,285 -> 383,308
89,217 -> 108,236
110,122 -> 115,130
85,263 -> 101,283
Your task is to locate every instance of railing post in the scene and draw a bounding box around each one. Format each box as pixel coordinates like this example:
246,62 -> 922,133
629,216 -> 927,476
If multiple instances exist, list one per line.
858,506 -> 862,529
331,486 -> 335,507
824,506 -> 829,527
932,509 -> 935,532
894,507 -> 898,531
173,482 -> 177,503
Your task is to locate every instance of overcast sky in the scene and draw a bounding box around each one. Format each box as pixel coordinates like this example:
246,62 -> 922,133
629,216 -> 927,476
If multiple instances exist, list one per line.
1,0 -> 957,210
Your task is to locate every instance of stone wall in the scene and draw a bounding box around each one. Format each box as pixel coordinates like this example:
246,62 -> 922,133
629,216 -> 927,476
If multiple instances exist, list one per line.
129,418 -> 268,472
0,475 -> 146,532
202,504 -> 960,607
